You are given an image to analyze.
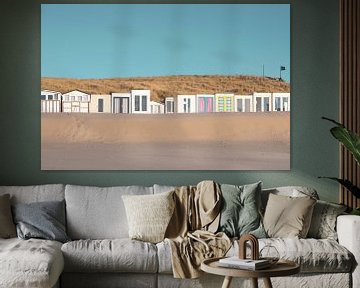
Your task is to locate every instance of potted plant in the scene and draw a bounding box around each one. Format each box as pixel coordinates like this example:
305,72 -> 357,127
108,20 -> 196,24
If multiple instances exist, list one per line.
320,117 -> 360,215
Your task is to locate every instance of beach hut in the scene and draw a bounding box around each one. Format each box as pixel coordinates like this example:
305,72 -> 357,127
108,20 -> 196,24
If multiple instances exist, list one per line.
62,90 -> 90,113
131,90 -> 150,114
234,95 -> 253,112
272,92 -> 290,111
197,94 -> 215,113
40,89 -> 62,113
175,95 -> 197,113
111,92 -> 131,114
253,92 -> 272,112
89,94 -> 111,113
215,93 -> 235,112
165,97 -> 175,113
150,101 -> 165,114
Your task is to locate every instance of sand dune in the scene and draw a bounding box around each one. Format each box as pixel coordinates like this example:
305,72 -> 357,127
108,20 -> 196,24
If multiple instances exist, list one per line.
41,112 -> 290,170
41,75 -> 290,102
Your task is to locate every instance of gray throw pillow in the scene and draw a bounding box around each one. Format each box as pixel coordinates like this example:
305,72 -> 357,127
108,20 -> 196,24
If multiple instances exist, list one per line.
0,194 -> 16,238
307,200 -> 347,240
218,182 -> 266,238
12,200 -> 70,243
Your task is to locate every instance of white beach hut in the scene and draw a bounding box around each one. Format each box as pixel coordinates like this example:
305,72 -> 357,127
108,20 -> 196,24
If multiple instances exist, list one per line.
165,97 -> 175,113
62,90 -> 90,113
150,101 -> 165,114
175,95 -> 197,113
89,94 -> 111,113
111,92 -> 131,114
234,95 -> 253,112
131,90 -> 150,114
41,89 -> 62,113
272,92 -> 290,111
253,92 -> 272,112
215,93 -> 235,112
197,94 -> 215,113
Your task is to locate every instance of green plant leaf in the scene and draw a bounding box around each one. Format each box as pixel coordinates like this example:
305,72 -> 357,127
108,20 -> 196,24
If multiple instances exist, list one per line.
330,127 -> 360,165
318,177 -> 360,198
322,117 -> 360,165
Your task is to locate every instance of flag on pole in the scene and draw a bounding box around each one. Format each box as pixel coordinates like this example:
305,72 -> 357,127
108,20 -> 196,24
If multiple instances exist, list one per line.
280,66 -> 286,71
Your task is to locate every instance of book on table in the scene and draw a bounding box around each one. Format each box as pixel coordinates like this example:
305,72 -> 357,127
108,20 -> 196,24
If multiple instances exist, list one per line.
218,257 -> 271,270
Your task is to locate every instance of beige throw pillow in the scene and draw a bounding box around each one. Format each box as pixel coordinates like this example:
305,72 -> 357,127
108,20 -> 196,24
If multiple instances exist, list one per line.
122,191 -> 175,243
0,194 -> 17,238
263,193 -> 316,238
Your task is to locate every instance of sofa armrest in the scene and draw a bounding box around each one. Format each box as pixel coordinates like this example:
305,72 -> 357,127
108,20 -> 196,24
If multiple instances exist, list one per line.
337,215 -> 360,288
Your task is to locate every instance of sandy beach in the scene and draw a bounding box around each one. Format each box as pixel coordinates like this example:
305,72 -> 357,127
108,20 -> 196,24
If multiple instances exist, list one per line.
41,112 -> 290,170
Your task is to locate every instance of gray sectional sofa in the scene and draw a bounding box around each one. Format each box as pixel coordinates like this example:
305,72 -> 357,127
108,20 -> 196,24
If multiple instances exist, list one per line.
0,184 -> 359,288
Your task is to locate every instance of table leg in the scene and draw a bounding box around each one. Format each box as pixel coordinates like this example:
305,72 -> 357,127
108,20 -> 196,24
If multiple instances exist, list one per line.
221,276 -> 233,288
263,277 -> 273,288
251,278 -> 258,288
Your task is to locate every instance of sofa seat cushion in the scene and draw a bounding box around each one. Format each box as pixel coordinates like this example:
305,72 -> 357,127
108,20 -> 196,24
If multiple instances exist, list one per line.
0,238 -> 64,288
157,238 -> 353,274
231,238 -> 354,273
62,239 -> 158,273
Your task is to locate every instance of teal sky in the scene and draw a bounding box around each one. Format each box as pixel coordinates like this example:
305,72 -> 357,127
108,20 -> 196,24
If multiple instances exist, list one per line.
41,4 -> 290,81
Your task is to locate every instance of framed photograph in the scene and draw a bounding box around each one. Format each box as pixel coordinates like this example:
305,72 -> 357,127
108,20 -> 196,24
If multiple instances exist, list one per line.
41,4 -> 290,170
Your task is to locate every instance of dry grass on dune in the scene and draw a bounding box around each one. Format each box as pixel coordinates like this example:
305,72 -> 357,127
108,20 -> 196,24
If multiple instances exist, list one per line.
41,75 -> 290,102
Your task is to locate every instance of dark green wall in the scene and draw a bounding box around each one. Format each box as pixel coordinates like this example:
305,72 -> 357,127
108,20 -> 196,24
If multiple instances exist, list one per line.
0,0 -> 340,202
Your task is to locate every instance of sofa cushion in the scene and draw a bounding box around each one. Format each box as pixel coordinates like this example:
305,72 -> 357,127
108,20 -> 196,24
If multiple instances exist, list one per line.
0,184 -> 65,204
218,182 -> 266,238
122,191 -> 175,243
261,186 -> 319,213
307,200 -> 347,240
263,194 -> 316,238
12,200 -> 70,243
0,238 -> 64,288
157,237 -> 353,274
0,194 -> 16,238
153,184 -> 176,194
61,239 -> 158,273
65,185 -> 153,239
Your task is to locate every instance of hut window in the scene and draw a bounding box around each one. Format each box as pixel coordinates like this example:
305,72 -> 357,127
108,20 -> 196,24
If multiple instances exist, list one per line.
283,98 -> 289,111
141,95 -> 147,111
135,95 -> 140,111
166,100 -> 173,113
41,95 -> 46,100
48,95 -> 53,100
244,99 -> 251,112
70,96 -> 75,101
237,99 -> 243,112
256,97 -> 262,112
264,97 -> 270,111
77,96 -> 82,101
275,97 -> 281,111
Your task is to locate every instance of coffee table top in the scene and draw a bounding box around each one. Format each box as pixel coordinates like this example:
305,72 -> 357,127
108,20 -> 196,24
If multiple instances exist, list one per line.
201,257 -> 300,278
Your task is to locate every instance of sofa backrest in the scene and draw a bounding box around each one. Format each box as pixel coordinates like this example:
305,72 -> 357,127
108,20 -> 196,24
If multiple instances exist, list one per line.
65,184 -> 154,240
261,186 -> 319,212
0,184 -> 65,204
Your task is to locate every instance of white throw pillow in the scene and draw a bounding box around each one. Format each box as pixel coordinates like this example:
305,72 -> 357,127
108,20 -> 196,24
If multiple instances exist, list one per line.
122,191 -> 175,243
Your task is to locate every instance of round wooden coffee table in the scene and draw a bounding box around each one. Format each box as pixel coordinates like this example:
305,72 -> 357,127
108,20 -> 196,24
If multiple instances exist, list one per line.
201,257 -> 300,288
